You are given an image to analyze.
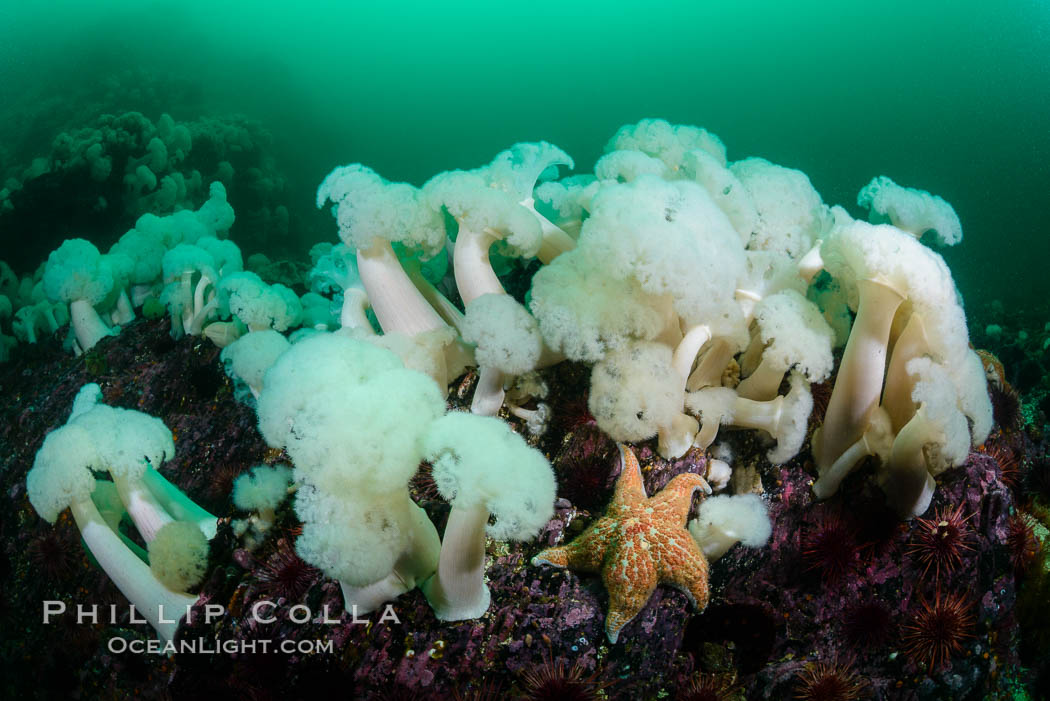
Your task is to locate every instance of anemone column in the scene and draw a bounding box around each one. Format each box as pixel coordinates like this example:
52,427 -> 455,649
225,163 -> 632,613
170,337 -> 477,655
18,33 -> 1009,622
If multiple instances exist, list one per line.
815,278 -> 905,472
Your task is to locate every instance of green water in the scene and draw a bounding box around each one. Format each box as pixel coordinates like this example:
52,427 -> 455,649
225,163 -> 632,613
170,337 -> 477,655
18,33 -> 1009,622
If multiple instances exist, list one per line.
1,0 -> 1047,311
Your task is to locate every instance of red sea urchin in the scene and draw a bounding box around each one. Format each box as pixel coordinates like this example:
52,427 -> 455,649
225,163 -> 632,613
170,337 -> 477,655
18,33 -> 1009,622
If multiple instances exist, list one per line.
452,678 -> 503,701
985,442 -> 1022,492
209,462 -> 247,500
802,508 -> 859,584
794,658 -> 864,701
909,502 -> 974,581
551,422 -> 618,512
518,650 -> 608,701
842,598 -> 894,648
1006,511 -> 1042,575
901,590 -> 975,672
678,671 -> 739,701
253,538 -> 318,601
410,461 -> 441,502
988,382 -> 1022,433
26,527 -> 78,581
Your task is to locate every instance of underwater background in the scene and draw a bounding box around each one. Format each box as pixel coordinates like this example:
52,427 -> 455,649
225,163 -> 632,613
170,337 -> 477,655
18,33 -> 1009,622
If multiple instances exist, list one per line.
1,0 -> 1048,307
2,1 -> 1050,700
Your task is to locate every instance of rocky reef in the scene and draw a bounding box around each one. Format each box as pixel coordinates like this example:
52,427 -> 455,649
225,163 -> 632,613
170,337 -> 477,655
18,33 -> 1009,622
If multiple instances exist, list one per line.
1,316 -> 1045,700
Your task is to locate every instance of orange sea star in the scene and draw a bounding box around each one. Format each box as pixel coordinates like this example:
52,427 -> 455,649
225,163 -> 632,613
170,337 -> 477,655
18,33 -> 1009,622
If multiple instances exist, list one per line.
532,444 -> 712,642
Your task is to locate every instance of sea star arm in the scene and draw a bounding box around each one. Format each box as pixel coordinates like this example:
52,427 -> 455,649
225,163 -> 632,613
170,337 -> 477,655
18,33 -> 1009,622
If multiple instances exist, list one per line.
603,535 -> 658,643
657,530 -> 710,611
531,517 -> 613,573
648,472 -> 711,523
611,444 -> 648,508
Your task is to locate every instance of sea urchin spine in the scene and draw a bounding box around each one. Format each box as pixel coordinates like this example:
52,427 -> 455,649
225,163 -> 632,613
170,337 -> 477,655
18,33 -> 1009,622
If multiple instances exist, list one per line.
909,502 -> 974,581
518,648 -> 607,701
1006,511 -> 1042,575
253,538 -> 319,602
901,589 -> 974,672
794,657 -> 864,701
802,509 -> 859,584
678,671 -> 739,701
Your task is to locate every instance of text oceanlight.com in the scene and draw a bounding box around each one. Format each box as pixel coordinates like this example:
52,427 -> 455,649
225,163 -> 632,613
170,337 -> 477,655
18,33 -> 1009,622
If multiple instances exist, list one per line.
107,637 -> 335,655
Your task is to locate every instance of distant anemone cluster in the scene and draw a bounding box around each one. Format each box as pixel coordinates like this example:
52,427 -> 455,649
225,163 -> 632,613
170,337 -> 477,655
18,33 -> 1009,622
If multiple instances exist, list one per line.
0,109 -> 290,276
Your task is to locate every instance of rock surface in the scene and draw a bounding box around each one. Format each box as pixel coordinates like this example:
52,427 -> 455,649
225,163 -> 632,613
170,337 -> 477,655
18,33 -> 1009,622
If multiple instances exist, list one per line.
0,317 -> 1038,699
